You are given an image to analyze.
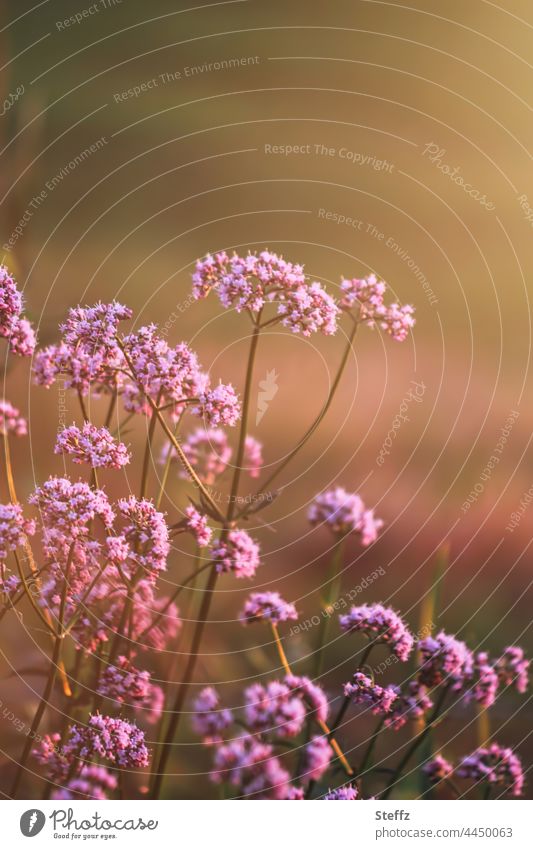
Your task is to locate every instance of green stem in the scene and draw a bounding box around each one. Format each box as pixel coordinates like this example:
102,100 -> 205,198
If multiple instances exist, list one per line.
139,392 -> 161,500
382,685 -> 451,799
358,716 -> 385,774
313,536 -> 345,678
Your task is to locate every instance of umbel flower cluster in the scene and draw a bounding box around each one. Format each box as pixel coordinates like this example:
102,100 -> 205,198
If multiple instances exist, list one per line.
0,254 -> 528,801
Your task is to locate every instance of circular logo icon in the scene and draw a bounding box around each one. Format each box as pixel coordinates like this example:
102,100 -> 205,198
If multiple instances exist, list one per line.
20,809 -> 46,837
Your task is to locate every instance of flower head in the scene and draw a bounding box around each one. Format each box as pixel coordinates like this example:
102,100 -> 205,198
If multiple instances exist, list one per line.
166,427 -> 232,485
0,503 -> 35,561
211,529 -> 260,579
244,681 -> 306,738
0,400 -> 27,437
244,435 -> 263,478
302,736 -> 333,781
339,603 -> 414,661
285,675 -> 329,724
343,672 -> 398,714
192,686 -> 234,743
308,487 -> 383,543
340,274 -> 415,342
241,591 -> 297,625
465,652 -> 499,708
423,755 -> 454,784
55,423 -> 130,468
418,631 -> 474,691
97,656 -> 151,706
183,505 -> 212,547
384,681 -> 433,731
210,734 -> 291,799
0,266 -> 36,356
323,784 -> 359,800
195,382 -> 241,427
74,714 -> 150,768
495,647 -> 529,694
457,744 -> 524,797
116,497 -> 169,578
52,765 -> 117,800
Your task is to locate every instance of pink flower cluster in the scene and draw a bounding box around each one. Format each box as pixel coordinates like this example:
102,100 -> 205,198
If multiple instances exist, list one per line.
192,250 -> 340,336
55,423 -> 130,468
240,591 -> 298,625
0,266 -> 36,356
0,400 -> 27,436
166,428 -> 263,484
340,274 -> 415,341
211,529 -> 261,579
0,503 -> 35,561
457,744 -> 524,797
343,672 -> 398,715
192,687 -> 234,743
418,631 -> 474,691
339,603 -> 414,661
308,486 -> 383,543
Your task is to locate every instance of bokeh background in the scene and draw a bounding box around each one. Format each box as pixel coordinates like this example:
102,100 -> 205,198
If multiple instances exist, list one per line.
0,0 -> 532,798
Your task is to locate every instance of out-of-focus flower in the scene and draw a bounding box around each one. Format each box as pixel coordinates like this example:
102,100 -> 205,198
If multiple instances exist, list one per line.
0,400 -> 27,436
308,487 -> 383,543
457,744 -> 524,797
72,714 -> 150,768
0,266 -> 36,356
495,647 -> 529,694
192,686 -> 234,743
211,529 -> 260,579
52,765 -> 118,801
423,755 -> 454,784
466,652 -> 499,709
0,503 -> 35,561
55,423 -> 130,468
210,734 -> 291,799
244,681 -> 306,738
183,505 -> 212,547
165,427 -> 232,485
339,603 -> 414,661
340,274 -> 415,342
384,682 -> 433,731
343,672 -> 398,715
97,656 -> 151,706
418,631 -> 474,691
244,435 -> 263,478
285,675 -> 329,724
240,591 -> 297,625
302,736 -> 333,781
323,784 -> 359,799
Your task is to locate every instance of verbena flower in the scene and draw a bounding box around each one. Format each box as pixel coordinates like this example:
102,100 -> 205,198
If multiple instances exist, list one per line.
0,266 -> 36,356
244,681 -> 306,738
72,714 -> 150,768
302,736 -> 333,781
423,755 -> 453,784
52,764 -> 118,801
323,784 -> 359,799
285,675 -> 329,724
343,672 -> 398,714
495,647 -> 529,694
210,734 -> 291,799
339,603 -> 414,661
457,744 -> 524,797
116,497 -> 169,578
211,529 -> 260,579
192,686 -> 234,743
384,682 -> 433,731
340,274 -> 415,342
183,505 -> 212,547
465,651 -> 499,708
30,477 -> 115,538
195,382 -> 241,427
55,423 -> 130,468
418,631 -> 474,691
240,591 -> 297,625
308,487 -> 383,543
97,656 -> 151,706
244,435 -> 263,478
0,400 -> 27,436
165,427 -> 232,485
0,504 -> 35,561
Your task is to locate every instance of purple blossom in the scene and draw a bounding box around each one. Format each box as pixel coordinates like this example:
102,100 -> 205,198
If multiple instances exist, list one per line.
0,572 -> 20,598
117,497 -> 170,578
0,400 -> 27,437
74,714 -> 150,768
240,591 -> 297,625
0,266 -> 36,356
308,487 -> 383,543
183,505 -> 212,547
192,686 -> 234,743
277,282 -> 339,336
340,274 -> 415,342
285,675 -> 330,724
55,423 -> 130,468
244,435 -> 263,478
244,681 -> 306,738
423,755 -> 454,784
323,783 -> 359,799
97,656 -> 151,706
466,652 -> 499,708
195,382 -> 241,427
495,647 -> 529,694
343,672 -> 398,715
0,503 -> 35,561
457,744 -> 524,797
9,317 -> 36,356
302,736 -> 333,781
167,426 -> 232,485
30,477 -> 115,538
339,603 -> 414,661
52,765 -> 118,800
210,734 -> 291,799
418,631 -> 474,691
384,682 -> 433,731
211,529 -> 260,579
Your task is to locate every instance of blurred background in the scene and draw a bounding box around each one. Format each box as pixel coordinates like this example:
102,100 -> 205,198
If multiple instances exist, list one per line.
0,0 -> 531,798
